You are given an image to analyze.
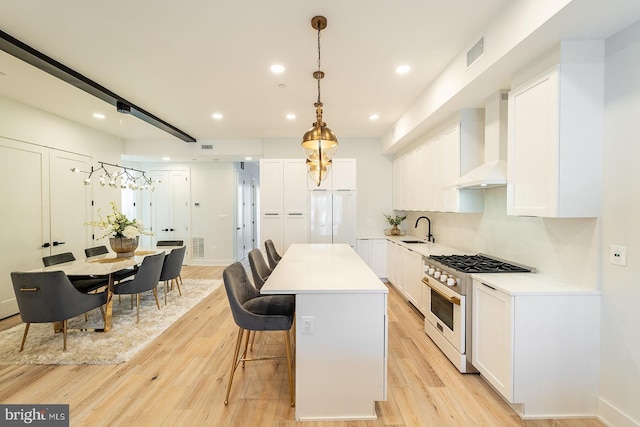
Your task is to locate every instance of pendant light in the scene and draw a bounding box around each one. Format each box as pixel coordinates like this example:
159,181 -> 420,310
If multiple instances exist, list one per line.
301,15 -> 338,186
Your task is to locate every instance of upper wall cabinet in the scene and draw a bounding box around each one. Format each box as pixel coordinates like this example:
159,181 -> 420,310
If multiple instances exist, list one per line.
308,158 -> 357,191
507,41 -> 604,217
393,110 -> 484,213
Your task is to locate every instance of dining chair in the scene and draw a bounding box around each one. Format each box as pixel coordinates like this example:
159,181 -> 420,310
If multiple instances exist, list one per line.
248,248 -> 272,290
11,271 -> 108,351
264,239 -> 282,270
42,252 -> 108,293
156,240 -> 184,246
113,252 -> 165,323
222,262 -> 295,407
158,246 -> 186,305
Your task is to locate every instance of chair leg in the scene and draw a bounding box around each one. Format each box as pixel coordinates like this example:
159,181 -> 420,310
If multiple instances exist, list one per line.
164,280 -> 168,305
152,288 -> 161,310
19,323 -> 30,352
224,327 -> 246,405
62,319 -> 68,352
136,293 -> 140,324
241,330 -> 251,368
250,330 -> 257,351
175,275 -> 183,296
284,330 -> 295,407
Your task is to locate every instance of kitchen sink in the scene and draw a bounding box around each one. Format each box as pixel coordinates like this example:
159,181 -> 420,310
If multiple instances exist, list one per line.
401,240 -> 426,244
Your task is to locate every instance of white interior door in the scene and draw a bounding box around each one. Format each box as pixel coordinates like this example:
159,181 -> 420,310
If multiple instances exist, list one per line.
0,138 -> 49,319
151,170 -> 189,245
49,151 -> 91,258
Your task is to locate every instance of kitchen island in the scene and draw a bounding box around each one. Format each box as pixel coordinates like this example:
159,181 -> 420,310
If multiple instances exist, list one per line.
261,243 -> 388,421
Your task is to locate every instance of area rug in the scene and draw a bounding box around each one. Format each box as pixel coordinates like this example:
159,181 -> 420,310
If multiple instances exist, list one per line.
0,278 -> 221,365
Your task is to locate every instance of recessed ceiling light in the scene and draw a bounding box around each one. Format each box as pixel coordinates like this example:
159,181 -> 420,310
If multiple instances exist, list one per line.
286,113 -> 296,120
212,113 -> 223,120
93,113 -> 106,119
245,157 -> 253,161
162,157 -> 171,161
396,65 -> 411,74
368,114 -> 380,121
270,64 -> 285,73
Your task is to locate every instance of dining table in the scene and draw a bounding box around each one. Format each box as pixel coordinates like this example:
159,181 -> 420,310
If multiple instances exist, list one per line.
30,248 -> 175,332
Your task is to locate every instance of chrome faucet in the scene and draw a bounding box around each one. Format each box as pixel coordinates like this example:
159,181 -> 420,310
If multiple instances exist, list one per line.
415,216 -> 435,243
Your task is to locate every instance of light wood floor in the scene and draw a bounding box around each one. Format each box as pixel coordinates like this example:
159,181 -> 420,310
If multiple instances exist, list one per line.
0,265 -> 604,427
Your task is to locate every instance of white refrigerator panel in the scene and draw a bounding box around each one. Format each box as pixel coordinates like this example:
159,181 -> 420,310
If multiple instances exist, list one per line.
309,191 -> 356,247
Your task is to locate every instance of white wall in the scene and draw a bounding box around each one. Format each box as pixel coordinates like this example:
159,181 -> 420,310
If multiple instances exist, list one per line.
0,96 -> 126,235
598,20 -> 640,427
263,137 -> 393,236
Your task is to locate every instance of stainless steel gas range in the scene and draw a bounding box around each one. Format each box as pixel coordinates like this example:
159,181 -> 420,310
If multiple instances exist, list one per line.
422,254 -> 533,373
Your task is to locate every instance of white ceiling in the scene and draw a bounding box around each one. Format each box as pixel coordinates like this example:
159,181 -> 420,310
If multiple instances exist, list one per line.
1,0 -> 640,157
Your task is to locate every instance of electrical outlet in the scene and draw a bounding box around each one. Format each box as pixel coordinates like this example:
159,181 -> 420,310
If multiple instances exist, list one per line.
301,316 -> 314,335
610,244 -> 627,266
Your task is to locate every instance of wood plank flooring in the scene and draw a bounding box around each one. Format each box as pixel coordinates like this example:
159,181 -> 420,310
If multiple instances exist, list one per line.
0,265 -> 604,427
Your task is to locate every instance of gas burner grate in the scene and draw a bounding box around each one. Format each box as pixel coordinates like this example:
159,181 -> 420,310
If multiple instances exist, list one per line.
429,254 -> 531,273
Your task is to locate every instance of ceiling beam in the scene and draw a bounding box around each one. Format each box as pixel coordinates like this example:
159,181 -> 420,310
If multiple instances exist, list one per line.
0,29 -> 196,143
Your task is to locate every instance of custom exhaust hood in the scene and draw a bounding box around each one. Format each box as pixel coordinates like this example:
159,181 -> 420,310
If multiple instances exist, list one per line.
445,91 -> 508,189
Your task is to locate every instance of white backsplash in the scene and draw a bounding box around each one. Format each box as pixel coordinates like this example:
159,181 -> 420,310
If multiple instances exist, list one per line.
405,187 -> 599,289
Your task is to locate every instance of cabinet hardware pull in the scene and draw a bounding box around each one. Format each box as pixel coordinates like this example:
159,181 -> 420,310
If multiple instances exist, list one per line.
20,287 -> 40,292
422,277 -> 461,305
481,282 -> 496,290
264,213 -> 279,216
288,213 -> 303,216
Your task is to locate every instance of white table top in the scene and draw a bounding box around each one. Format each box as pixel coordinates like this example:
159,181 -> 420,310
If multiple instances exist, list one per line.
29,247 -> 175,276
471,272 -> 602,296
261,243 -> 388,294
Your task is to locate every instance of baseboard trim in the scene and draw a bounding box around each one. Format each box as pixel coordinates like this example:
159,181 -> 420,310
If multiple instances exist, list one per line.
598,397 -> 640,427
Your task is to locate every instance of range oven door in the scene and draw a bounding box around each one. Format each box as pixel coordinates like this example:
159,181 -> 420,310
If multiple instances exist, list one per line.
422,276 -> 465,353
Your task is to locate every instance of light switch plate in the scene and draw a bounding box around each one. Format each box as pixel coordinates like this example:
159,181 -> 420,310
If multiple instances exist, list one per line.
610,244 -> 627,266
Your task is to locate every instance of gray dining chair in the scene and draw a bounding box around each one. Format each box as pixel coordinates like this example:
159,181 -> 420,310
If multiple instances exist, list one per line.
42,251 -> 108,293
248,248 -> 272,290
113,252 -> 165,323
11,271 -> 108,351
158,246 -> 187,305
264,239 -> 282,270
222,262 -> 295,407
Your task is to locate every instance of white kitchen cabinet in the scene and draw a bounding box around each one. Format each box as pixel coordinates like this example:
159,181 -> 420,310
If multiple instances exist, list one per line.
403,247 -> 423,311
472,277 -> 601,418
392,111 -> 483,213
260,159 -> 309,254
307,158 -> 357,191
386,240 -> 400,287
357,238 -> 388,278
507,41 -> 604,217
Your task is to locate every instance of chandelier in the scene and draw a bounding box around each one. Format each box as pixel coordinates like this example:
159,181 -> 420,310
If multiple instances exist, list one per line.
301,15 -> 338,187
71,161 -> 157,191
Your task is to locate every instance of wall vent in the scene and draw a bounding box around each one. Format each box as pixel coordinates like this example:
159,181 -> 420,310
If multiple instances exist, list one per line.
201,144 -> 213,150
192,237 -> 205,258
466,36 -> 485,68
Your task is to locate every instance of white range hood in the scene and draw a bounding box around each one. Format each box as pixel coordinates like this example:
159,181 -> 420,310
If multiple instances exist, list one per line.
445,91 -> 508,189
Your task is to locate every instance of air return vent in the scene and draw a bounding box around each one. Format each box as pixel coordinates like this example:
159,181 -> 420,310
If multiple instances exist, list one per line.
201,144 -> 213,150
192,237 -> 205,258
466,36 -> 485,68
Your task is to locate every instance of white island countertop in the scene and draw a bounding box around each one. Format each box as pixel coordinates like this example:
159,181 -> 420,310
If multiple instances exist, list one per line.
262,243 -> 387,294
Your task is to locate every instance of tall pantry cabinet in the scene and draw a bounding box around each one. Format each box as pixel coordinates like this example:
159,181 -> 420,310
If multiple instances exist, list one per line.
259,159 -> 308,255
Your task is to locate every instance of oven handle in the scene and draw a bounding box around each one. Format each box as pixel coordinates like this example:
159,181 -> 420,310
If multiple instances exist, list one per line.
422,277 -> 461,305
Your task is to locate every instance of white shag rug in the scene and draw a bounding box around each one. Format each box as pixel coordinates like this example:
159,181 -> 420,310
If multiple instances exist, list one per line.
0,278 -> 221,365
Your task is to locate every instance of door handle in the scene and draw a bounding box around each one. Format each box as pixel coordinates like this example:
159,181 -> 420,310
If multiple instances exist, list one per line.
52,241 -> 65,246
41,242 -> 50,248
161,229 -> 169,232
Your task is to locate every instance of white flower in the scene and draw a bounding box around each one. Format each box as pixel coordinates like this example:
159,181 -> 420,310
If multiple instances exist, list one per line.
122,225 -> 140,239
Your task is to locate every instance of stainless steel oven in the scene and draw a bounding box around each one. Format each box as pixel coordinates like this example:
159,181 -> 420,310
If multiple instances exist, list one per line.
423,254 -> 533,373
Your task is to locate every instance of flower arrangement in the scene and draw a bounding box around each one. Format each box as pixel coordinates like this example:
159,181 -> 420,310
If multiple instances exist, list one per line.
85,202 -> 153,239
383,213 -> 407,226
